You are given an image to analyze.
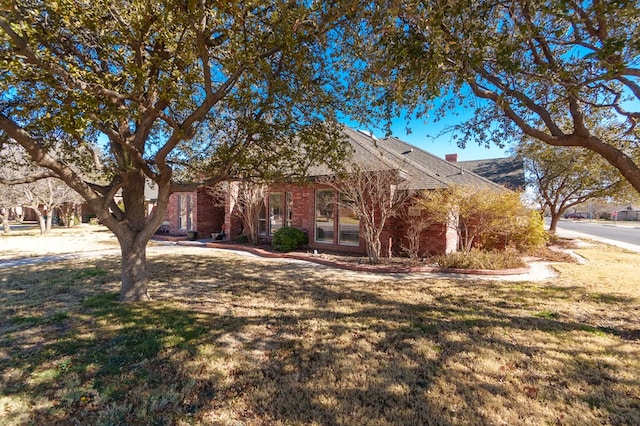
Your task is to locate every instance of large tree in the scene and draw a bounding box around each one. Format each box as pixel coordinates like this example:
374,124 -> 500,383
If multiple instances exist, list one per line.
349,0 -> 640,193
517,139 -> 627,233
0,1 -> 350,301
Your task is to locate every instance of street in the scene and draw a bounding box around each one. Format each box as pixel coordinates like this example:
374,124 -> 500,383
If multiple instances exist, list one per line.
553,219 -> 640,252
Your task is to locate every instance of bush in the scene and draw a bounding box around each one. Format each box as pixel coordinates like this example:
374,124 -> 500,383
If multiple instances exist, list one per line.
431,249 -> 526,270
272,227 -> 308,252
234,234 -> 249,244
509,210 -> 548,250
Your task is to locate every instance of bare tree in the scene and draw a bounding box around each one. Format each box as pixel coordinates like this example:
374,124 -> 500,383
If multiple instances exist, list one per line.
0,183 -> 21,233
20,178 -> 83,234
208,181 -> 267,245
400,201 -> 439,260
320,168 -> 414,264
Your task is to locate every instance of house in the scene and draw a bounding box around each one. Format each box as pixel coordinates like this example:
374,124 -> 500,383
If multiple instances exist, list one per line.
160,126 -> 524,256
616,205 -> 640,221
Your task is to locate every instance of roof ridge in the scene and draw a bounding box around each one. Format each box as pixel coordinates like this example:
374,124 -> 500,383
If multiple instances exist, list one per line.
379,136 -> 505,189
340,127 -> 403,171
372,139 -> 452,187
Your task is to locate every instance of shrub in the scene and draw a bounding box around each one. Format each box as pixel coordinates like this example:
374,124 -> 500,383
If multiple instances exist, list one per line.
234,234 -> 249,244
272,227 -> 308,252
418,186 -> 542,254
431,249 -> 526,270
508,210 -> 548,250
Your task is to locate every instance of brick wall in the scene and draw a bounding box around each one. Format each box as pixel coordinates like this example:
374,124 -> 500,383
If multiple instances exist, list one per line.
195,188 -> 224,238
164,180 -> 458,254
164,193 -> 183,234
395,205 -> 459,257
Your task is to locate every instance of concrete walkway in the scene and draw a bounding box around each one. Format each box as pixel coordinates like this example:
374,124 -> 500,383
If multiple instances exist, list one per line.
0,241 -> 557,282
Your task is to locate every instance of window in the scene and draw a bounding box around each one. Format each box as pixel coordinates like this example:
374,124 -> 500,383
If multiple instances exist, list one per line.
338,194 -> 359,246
269,193 -> 283,235
286,192 -> 293,228
178,194 -> 193,230
315,189 -> 335,243
257,192 -> 292,236
258,202 -> 267,235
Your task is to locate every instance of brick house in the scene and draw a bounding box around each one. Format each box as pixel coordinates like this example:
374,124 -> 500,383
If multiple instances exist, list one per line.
161,126 -> 521,256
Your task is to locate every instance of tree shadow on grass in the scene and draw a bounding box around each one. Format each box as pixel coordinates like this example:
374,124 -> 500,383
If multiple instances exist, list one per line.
1,252 -> 639,424
145,252 -> 639,425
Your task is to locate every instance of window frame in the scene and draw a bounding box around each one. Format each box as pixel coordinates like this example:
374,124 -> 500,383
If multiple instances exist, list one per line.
338,193 -> 360,246
314,188 -> 336,244
268,192 -> 284,235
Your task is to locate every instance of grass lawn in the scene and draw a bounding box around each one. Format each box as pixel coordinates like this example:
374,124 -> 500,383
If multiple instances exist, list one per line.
0,235 -> 639,424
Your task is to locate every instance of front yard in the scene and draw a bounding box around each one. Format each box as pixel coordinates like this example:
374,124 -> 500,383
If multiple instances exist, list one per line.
0,230 -> 638,425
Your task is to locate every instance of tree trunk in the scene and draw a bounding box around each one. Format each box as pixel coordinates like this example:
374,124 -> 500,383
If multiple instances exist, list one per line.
119,235 -> 151,302
365,228 -> 381,265
548,213 -> 560,234
366,240 -> 380,265
104,170 -> 162,303
37,213 -> 46,235
46,213 -> 53,233
245,219 -> 258,245
14,207 -> 25,223
1,213 -> 10,233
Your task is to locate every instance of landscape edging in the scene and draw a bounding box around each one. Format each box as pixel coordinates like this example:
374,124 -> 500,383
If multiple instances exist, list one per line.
199,241 -> 531,276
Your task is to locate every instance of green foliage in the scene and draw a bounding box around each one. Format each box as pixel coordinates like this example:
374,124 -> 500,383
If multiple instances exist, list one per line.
535,311 -> 560,319
518,138 -> 628,232
431,249 -> 526,270
0,0 -> 355,300
347,0 -> 640,194
234,234 -> 249,244
271,227 -> 308,252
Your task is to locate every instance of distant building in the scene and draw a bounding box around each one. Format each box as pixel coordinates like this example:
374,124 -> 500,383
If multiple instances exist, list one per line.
616,205 -> 639,221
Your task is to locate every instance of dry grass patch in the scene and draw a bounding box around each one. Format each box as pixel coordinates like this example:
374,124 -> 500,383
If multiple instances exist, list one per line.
551,242 -> 640,298
0,225 -> 120,260
0,242 -> 639,425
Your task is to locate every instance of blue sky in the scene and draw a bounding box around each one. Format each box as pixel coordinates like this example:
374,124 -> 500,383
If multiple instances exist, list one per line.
383,117 -> 512,161
344,111 -> 513,162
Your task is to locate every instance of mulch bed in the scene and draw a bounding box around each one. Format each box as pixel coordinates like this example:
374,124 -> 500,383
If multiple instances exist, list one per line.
195,240 -> 531,276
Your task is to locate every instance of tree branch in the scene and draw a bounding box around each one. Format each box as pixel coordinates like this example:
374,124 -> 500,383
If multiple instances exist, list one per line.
0,171 -> 57,185
475,67 -> 565,136
0,17 -> 128,104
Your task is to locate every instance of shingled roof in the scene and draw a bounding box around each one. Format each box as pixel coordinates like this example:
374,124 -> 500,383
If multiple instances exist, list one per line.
311,127 -> 505,190
458,157 -> 525,189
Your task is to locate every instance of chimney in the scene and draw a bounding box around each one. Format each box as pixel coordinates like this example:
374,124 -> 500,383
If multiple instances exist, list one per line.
445,153 -> 458,162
